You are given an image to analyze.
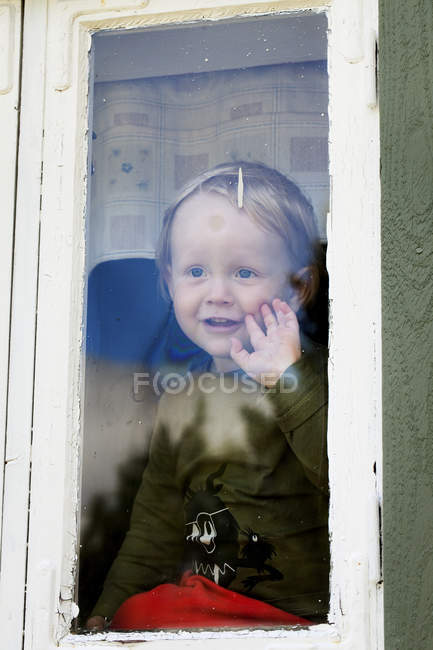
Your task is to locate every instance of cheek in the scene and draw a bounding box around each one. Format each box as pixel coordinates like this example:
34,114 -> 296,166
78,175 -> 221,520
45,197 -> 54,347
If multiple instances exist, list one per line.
172,284 -> 200,319
238,280 -> 289,315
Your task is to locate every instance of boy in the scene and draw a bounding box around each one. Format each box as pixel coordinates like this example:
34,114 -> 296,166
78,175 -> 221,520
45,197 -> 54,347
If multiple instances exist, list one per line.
86,162 -> 329,630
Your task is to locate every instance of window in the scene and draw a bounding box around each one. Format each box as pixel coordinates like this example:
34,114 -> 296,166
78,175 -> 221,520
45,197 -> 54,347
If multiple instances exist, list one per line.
79,11 -> 330,633
2,1 -> 382,649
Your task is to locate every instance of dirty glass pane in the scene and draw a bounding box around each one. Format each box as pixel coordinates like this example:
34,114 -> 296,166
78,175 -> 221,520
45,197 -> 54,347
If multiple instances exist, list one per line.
79,11 -> 329,632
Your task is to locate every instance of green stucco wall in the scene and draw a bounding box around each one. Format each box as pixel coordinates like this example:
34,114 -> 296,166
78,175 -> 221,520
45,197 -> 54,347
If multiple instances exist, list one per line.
380,1 -> 433,648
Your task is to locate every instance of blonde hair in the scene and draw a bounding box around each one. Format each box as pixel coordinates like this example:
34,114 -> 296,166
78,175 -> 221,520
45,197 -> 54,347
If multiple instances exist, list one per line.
156,161 -> 322,306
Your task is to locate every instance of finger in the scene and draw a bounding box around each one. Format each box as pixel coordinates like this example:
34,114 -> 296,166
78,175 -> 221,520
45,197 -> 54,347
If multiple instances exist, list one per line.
261,303 -> 278,331
275,298 -> 296,316
230,337 -> 251,369
272,298 -> 298,328
272,297 -> 282,311
244,313 -> 266,348
272,297 -> 287,318
230,336 -> 243,353
275,298 -> 293,314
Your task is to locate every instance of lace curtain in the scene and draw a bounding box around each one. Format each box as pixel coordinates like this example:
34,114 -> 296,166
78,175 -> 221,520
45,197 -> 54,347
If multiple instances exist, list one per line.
88,61 -> 329,271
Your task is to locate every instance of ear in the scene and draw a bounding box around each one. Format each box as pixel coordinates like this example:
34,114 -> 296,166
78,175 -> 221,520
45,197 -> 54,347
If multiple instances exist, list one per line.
288,266 -> 319,310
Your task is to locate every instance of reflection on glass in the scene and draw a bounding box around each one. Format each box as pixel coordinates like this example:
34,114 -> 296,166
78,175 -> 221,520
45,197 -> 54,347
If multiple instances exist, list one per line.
79,12 -> 329,633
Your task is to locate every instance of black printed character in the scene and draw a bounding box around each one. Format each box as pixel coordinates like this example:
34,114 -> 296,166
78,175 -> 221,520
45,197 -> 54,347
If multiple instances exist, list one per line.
237,528 -> 283,593
183,464 -> 240,588
183,464 -> 283,593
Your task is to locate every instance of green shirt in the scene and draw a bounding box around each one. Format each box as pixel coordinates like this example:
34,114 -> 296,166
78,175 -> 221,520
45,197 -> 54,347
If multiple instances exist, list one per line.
92,342 -> 329,622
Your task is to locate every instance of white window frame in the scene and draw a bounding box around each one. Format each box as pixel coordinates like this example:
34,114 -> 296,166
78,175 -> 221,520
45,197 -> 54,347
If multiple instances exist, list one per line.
0,0 -> 22,617
0,1 -> 382,649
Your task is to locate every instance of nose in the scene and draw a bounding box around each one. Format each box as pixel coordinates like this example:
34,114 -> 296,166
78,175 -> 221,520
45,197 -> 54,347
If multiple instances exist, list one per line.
205,276 -> 233,305
199,532 -> 213,546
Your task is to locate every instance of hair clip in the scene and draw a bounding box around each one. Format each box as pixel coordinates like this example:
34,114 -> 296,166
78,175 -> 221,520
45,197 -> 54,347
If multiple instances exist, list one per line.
237,166 -> 244,209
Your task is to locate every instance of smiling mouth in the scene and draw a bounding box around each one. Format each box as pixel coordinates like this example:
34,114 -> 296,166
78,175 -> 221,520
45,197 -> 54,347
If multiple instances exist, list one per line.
204,317 -> 241,328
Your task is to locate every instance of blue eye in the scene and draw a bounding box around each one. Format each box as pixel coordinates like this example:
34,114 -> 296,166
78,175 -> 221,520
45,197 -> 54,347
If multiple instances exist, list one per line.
237,268 -> 255,279
190,267 -> 204,277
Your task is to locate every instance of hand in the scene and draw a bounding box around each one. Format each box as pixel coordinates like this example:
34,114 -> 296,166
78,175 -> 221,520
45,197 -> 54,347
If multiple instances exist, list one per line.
85,615 -> 107,631
230,298 -> 301,387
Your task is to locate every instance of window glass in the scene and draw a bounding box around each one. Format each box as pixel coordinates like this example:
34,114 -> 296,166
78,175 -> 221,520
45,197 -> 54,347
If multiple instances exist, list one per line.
79,12 -> 329,633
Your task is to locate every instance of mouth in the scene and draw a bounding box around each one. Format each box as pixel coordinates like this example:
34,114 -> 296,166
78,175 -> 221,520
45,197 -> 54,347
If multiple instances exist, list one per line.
204,317 -> 241,328
201,317 -> 243,334
192,561 -> 236,585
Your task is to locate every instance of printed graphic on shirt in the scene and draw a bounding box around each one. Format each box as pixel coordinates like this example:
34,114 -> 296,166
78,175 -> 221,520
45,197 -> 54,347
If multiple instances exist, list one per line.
183,464 -> 283,592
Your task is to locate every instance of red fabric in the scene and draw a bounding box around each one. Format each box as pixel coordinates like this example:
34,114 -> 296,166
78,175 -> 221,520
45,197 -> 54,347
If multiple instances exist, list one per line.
110,572 -> 310,630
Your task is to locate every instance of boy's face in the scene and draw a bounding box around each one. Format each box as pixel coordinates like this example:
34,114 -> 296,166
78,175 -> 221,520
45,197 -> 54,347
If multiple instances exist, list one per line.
167,191 -> 293,372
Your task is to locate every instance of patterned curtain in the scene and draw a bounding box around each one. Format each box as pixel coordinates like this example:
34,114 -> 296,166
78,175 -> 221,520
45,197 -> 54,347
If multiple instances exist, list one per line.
88,61 -> 329,271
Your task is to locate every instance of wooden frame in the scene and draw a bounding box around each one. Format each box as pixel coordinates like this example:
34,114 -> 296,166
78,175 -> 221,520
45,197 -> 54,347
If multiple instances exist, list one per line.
0,0 -> 21,554
0,1 -> 382,649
